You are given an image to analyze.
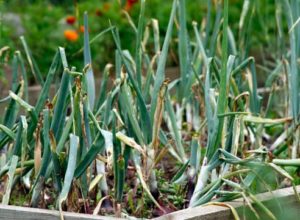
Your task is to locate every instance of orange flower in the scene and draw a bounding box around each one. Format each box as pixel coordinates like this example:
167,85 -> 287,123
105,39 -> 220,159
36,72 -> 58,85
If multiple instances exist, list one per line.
64,30 -> 79,42
125,0 -> 138,11
79,25 -> 85,33
66,15 -> 76,25
78,26 -> 90,33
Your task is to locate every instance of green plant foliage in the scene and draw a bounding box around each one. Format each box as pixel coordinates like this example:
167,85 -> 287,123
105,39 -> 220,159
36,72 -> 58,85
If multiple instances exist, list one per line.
0,0 -> 300,219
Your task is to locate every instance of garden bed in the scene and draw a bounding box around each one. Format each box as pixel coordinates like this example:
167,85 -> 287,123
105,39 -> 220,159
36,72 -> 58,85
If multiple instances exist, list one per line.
1,0 -> 300,219
155,186 -> 300,220
1,186 -> 299,220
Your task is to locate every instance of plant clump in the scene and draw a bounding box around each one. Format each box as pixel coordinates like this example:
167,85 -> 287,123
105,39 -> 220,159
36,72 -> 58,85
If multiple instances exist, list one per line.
1,0 -> 300,219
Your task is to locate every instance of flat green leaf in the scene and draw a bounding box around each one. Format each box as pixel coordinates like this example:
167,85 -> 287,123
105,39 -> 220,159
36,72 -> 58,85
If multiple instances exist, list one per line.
2,155 -> 18,205
83,12 -> 96,110
58,134 -> 79,208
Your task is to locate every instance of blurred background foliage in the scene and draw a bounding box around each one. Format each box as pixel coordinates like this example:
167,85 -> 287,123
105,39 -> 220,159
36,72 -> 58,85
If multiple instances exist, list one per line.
0,0 -> 279,81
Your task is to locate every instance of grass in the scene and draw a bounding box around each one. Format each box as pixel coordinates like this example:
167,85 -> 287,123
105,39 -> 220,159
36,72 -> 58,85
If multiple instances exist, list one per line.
1,0 -> 300,219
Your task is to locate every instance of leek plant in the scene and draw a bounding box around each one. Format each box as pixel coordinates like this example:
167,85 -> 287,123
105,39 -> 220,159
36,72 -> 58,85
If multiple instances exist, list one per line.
0,0 -> 300,219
